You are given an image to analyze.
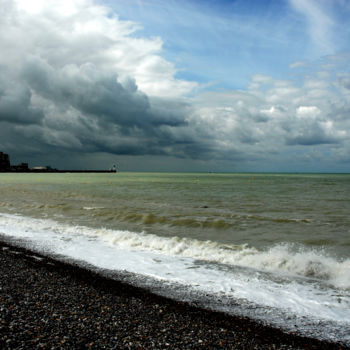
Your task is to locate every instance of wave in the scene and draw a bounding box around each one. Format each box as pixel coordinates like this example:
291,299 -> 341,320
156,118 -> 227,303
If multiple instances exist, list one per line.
82,207 -> 313,228
0,199 -> 314,229
0,213 -> 348,289
102,232 -> 350,290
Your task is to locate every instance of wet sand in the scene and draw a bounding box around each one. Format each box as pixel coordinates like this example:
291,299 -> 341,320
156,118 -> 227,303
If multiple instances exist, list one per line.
0,240 -> 348,349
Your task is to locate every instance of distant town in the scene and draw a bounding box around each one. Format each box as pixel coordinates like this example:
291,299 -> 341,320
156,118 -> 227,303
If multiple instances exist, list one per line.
0,152 -> 116,173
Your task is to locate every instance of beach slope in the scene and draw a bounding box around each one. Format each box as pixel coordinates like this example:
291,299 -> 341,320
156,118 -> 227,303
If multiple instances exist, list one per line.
0,241 -> 347,349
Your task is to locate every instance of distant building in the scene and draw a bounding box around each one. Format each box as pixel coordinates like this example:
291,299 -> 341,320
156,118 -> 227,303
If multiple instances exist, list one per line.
0,152 -> 11,171
31,166 -> 48,171
11,163 -> 29,172
0,152 -> 29,172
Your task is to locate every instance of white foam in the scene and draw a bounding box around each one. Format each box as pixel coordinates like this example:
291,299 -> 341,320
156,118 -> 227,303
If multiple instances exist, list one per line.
3,211 -> 346,288
0,212 -> 349,340
83,207 -> 104,210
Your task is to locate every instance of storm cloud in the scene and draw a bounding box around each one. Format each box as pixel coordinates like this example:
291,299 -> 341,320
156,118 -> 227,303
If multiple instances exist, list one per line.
0,0 -> 350,171
0,0 -> 198,163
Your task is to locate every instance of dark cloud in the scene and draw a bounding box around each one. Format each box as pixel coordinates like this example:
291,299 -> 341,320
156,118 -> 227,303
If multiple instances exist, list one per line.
286,135 -> 339,146
0,68 -> 44,125
339,77 -> 350,90
6,56 -> 195,160
22,58 -> 152,128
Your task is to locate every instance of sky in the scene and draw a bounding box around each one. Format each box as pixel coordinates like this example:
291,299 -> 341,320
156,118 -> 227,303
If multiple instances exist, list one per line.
1,0 -> 350,172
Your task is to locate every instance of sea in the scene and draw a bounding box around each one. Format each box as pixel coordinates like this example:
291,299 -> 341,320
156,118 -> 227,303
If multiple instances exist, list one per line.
0,172 -> 349,345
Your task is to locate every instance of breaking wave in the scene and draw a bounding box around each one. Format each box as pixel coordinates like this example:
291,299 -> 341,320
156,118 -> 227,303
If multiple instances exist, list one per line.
0,212 -> 349,289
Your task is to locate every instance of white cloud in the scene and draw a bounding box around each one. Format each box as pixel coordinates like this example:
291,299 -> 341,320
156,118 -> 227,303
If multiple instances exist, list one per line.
289,0 -> 334,55
191,57 -> 350,163
1,0 -> 196,98
289,61 -> 306,69
296,106 -> 321,119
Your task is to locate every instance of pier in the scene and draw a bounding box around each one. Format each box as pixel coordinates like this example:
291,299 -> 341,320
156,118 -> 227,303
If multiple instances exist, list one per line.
0,152 -> 116,173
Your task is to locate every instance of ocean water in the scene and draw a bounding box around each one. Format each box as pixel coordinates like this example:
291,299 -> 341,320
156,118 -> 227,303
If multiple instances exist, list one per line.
0,172 -> 349,344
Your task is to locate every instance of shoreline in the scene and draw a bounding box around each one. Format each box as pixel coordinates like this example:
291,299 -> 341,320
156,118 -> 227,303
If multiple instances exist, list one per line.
0,240 -> 348,349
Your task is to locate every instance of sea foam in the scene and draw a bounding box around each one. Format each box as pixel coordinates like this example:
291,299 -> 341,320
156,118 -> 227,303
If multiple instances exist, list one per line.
0,212 -> 349,289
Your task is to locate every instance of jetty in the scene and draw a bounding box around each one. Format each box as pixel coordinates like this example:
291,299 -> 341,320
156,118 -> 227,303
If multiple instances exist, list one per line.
0,152 -> 116,173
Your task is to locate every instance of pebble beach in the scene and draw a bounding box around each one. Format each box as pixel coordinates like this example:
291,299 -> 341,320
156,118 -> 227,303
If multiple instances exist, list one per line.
0,240 -> 348,350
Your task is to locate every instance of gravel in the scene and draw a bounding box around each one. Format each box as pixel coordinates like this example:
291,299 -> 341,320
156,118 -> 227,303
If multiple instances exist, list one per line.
0,240 -> 348,349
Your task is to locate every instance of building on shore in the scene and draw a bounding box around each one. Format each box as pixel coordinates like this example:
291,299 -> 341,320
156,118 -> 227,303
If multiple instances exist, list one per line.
13,163 -> 29,171
31,166 -> 48,171
0,152 -> 11,171
0,152 -> 30,172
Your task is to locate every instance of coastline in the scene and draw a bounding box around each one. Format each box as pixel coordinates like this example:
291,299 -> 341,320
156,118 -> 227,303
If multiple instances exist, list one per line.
0,240 -> 348,349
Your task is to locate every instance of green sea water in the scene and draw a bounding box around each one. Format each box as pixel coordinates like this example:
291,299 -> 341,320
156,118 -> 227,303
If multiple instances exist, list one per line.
0,172 -> 349,257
